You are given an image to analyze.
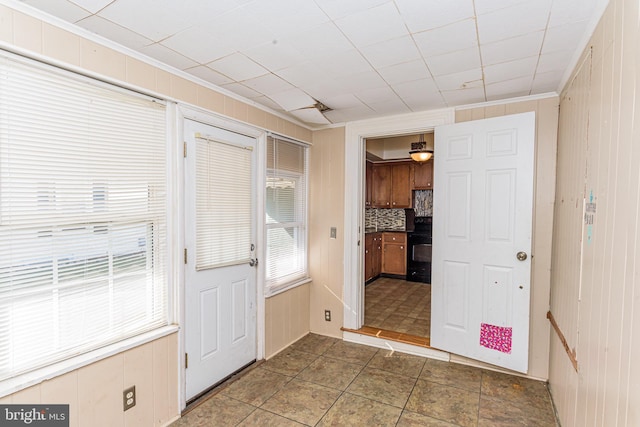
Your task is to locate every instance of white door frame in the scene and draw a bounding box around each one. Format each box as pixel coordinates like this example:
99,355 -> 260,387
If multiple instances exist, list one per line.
343,108 -> 455,330
176,105 -> 266,410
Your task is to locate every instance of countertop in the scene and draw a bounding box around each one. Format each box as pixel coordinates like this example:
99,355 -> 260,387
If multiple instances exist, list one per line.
365,228 -> 406,234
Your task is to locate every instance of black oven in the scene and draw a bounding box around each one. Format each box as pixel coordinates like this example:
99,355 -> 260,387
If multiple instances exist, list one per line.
407,216 -> 432,283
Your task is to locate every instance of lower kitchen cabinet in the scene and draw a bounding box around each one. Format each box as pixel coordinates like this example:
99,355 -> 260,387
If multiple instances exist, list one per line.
382,232 -> 406,276
365,233 -> 382,282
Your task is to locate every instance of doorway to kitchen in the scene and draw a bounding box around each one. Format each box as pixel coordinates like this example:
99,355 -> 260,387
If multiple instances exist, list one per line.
361,133 -> 434,346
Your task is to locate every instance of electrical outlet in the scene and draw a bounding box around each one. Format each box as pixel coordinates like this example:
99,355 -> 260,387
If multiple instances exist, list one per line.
123,386 -> 136,411
324,310 -> 331,321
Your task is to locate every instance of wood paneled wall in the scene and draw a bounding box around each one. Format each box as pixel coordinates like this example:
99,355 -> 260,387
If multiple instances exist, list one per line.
549,0 -> 640,425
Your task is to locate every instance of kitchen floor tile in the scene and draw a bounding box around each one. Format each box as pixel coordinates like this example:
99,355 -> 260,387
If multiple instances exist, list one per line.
367,348 -> 426,378
288,333 -> 338,355
406,379 -> 480,427
236,408 -> 305,426
316,393 -> 402,427
172,394 -> 255,427
322,340 -> 378,365
261,348 -> 318,377
420,357 -> 483,392
296,356 -> 363,390
346,367 -> 417,407
396,410 -> 460,426
260,378 -> 341,426
220,367 -> 291,407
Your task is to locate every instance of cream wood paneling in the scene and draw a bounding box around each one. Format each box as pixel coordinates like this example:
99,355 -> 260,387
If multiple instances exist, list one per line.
308,127 -> 346,338
0,334 -> 178,427
0,3 -> 312,424
549,0 -> 640,426
264,284 -> 310,358
454,96 -> 559,381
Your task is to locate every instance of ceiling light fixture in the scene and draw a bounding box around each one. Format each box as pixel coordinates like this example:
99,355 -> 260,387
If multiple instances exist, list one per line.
409,134 -> 433,162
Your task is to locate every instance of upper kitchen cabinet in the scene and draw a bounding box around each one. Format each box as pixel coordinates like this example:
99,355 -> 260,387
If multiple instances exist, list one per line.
412,160 -> 434,189
365,161 -> 373,208
371,162 -> 412,208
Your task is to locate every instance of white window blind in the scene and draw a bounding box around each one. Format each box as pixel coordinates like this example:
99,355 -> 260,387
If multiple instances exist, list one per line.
265,135 -> 309,292
195,134 -> 252,270
0,55 -> 168,380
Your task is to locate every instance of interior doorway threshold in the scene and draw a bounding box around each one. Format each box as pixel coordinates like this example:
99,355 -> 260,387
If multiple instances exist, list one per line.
341,327 -> 449,361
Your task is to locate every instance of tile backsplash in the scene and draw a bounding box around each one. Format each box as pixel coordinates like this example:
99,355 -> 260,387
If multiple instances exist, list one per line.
365,208 -> 406,231
414,190 -> 433,217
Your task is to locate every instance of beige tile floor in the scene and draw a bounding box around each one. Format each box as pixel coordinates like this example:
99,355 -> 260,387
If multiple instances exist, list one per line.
365,278 -> 431,338
172,334 -> 558,426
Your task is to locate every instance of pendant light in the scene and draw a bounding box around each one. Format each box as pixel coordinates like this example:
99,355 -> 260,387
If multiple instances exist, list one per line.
409,134 -> 433,162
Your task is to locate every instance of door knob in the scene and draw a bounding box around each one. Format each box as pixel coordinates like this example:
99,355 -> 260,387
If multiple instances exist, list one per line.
516,251 -> 527,261
249,258 -> 258,267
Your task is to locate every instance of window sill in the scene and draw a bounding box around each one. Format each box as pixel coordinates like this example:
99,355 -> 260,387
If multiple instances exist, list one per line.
265,277 -> 312,298
0,324 -> 180,398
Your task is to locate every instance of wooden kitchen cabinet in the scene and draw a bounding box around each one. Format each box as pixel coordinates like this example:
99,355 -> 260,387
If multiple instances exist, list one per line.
382,232 -> 406,276
412,160 -> 434,189
365,161 -> 373,207
365,232 -> 382,282
371,162 -> 412,208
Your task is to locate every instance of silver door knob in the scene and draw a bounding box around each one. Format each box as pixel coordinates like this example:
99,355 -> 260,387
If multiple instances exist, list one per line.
516,251 -> 527,261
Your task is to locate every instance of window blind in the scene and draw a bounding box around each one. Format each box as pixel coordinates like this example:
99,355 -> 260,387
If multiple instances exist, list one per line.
195,135 -> 252,270
0,55 -> 167,380
265,135 -> 308,291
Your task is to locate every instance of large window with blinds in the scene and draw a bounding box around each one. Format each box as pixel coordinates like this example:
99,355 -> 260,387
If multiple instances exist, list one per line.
0,55 -> 168,381
265,135 -> 309,294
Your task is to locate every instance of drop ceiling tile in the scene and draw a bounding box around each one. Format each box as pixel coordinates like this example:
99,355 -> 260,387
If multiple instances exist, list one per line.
289,108 -> 331,125
548,0 -> 599,27
285,21 -> 354,59
395,0 -> 475,33
185,66 -> 234,86
138,43 -> 198,70
70,0 -> 112,14
537,50 -> 573,74
483,56 -> 538,84
480,31 -> 544,66
413,18 -> 478,58
368,100 -> 411,116
246,0 -> 330,39
209,53 -> 269,82
221,82 -> 262,99
531,70 -> 563,93
21,0 -> 91,22
426,47 -> 481,76
319,94 -> 364,109
338,70 -> 389,92
474,0 -> 528,15
314,50 -> 373,78
254,95 -> 284,111
441,87 -> 486,106
393,78 -> 444,110
355,86 -> 399,105
434,68 -> 483,91
314,0 -> 390,20
202,7 -> 277,53
335,2 -> 408,48
485,75 -> 533,100
477,0 -> 553,44
100,0 -> 239,42
269,88 -> 316,111
324,105 -> 375,123
76,15 -> 153,50
162,26 -> 237,64
243,40 -> 305,72
276,61 -> 334,88
242,73 -> 294,95
542,21 -> 589,55
378,59 -> 430,85
360,36 -> 421,69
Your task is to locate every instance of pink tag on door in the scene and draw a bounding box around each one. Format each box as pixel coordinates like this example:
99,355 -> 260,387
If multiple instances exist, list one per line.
480,323 -> 512,354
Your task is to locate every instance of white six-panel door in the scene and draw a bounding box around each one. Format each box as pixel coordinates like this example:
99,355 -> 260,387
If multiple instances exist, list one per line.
184,119 -> 257,400
431,112 -> 535,373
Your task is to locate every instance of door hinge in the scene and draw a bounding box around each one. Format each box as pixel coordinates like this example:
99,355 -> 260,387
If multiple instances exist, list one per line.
185,353 -> 188,369
183,141 -> 187,158
184,248 -> 187,264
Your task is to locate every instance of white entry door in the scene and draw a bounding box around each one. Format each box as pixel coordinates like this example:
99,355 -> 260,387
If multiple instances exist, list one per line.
431,112 -> 535,373
184,119 -> 257,400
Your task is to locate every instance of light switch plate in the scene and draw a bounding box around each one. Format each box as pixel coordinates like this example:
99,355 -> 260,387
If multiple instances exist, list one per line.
330,227 -> 337,239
